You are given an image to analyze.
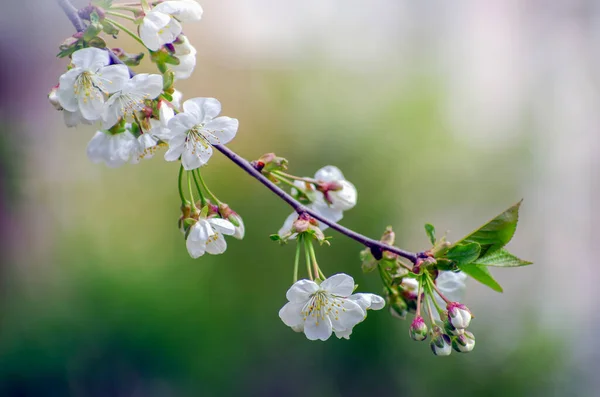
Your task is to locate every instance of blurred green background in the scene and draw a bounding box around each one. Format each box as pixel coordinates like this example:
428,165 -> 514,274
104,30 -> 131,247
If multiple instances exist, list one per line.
1,0 -> 595,396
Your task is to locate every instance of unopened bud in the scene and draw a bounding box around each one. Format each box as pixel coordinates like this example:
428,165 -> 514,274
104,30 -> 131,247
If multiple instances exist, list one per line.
430,327 -> 452,356
452,331 -> 475,353
409,316 -> 428,341
257,153 -> 288,173
443,318 -> 463,336
388,294 -> 408,319
48,85 -> 63,111
229,213 -> 245,240
400,277 -> 419,301
112,48 -> 145,67
447,302 -> 472,330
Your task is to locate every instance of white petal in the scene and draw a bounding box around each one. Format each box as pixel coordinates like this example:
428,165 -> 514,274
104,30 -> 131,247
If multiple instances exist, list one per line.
329,180 -> 357,211
334,329 -> 352,340
278,302 -> 305,327
182,97 -> 221,124
186,237 -> 206,258
205,232 -> 227,255
164,141 -> 184,161
78,90 -> 104,121
139,11 -> 173,51
320,273 -> 355,297
349,293 -> 385,311
171,89 -> 183,109
128,73 -> 164,98
314,165 -> 345,182
304,313 -> 332,341
96,64 -> 130,94
278,212 -> 298,238
168,112 -> 198,133
330,299 -> 365,332
437,271 -> 467,302
285,279 -> 319,303
171,52 -> 196,80
181,147 -> 204,170
312,204 -> 343,232
208,218 -> 236,235
159,103 -> 175,127
72,47 -> 109,70
202,117 -> 239,145
57,68 -> 82,112
154,0 -> 203,22
102,95 -> 123,129
86,131 -> 108,163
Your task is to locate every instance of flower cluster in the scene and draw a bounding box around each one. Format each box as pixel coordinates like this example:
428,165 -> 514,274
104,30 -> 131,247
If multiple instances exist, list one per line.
52,0 -> 531,355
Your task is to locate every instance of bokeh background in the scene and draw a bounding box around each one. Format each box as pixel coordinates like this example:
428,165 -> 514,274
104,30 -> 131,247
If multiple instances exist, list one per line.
1,0 -> 598,396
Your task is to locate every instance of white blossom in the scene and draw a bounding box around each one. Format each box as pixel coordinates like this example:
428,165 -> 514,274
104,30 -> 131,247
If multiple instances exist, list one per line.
278,166 -> 357,236
163,97 -> 239,170
186,217 -> 236,258
279,273 -> 367,341
86,129 -> 140,167
447,302 -> 472,330
57,48 -> 129,123
314,165 -> 358,211
170,36 -> 197,80
139,0 -> 203,51
102,73 -> 163,129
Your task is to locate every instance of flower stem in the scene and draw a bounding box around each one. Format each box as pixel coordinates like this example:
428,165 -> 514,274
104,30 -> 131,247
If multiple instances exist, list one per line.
293,239 -> 301,283
430,277 -> 452,304
191,170 -> 207,207
425,277 -> 445,316
425,295 -> 437,325
196,170 -> 220,204
105,18 -> 146,47
105,10 -> 137,22
416,276 -> 423,317
187,171 -> 196,210
272,170 -> 320,185
178,164 -> 188,204
109,5 -> 140,12
307,239 -> 323,280
302,235 -> 313,281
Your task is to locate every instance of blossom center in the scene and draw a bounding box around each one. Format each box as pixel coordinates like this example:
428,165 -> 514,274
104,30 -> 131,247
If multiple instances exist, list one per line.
116,92 -> 150,120
185,125 -> 211,153
301,290 -> 344,326
73,71 -> 102,103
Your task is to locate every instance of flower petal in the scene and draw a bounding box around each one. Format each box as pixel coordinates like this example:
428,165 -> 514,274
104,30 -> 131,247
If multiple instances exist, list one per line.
182,97 -> 221,124
154,0 -> 203,22
203,117 -> 239,145
285,279 -> 319,303
181,146 -> 205,170
278,212 -> 298,238
314,165 -> 345,182
128,73 -> 164,98
168,112 -> 198,133
72,47 -> 109,70
304,313 -> 332,341
186,237 -> 206,258
205,232 -> 227,255
96,64 -> 130,94
78,89 -> 104,121
208,218 -> 235,235
57,68 -> 82,112
164,141 -> 184,162
278,302 -> 305,328
329,299 -> 365,332
320,273 -> 355,297
349,293 -> 385,311
139,11 -> 172,51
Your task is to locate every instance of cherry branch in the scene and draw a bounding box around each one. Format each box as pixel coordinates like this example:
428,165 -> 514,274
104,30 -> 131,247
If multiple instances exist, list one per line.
56,0 -> 420,264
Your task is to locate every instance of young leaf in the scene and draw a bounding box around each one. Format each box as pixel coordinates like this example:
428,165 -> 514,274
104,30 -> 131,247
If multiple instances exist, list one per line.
453,200 -> 522,257
458,263 -> 503,292
474,248 -> 532,267
446,242 -> 481,264
424,223 -> 436,245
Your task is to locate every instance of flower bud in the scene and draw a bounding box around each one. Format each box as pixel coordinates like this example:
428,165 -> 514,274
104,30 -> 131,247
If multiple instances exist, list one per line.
447,302 -> 472,329
400,277 -> 419,301
430,327 -> 452,356
48,85 -> 63,111
443,318 -> 463,336
256,153 -> 289,173
387,293 -> 408,319
409,316 -> 428,341
452,331 -> 475,353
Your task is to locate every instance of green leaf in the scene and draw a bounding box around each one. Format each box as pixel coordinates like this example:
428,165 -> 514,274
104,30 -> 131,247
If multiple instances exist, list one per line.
435,258 -> 458,271
424,223 -> 436,245
453,200 -> 522,257
458,263 -> 503,292
446,242 -> 481,264
474,248 -> 532,267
